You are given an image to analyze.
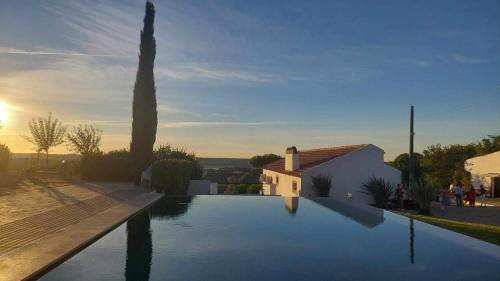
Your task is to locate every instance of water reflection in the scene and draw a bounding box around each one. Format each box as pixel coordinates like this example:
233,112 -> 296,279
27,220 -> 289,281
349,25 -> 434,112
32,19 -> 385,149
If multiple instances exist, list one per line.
283,196 -> 299,214
309,197 -> 384,228
125,210 -> 152,281
150,196 -> 194,219
125,196 -> 194,281
409,217 -> 415,264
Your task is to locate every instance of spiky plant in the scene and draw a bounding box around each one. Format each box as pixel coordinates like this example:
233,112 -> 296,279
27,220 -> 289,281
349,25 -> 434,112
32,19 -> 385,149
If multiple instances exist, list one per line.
408,181 -> 436,215
362,177 -> 394,208
311,174 -> 332,197
130,1 -> 157,185
23,112 -> 65,167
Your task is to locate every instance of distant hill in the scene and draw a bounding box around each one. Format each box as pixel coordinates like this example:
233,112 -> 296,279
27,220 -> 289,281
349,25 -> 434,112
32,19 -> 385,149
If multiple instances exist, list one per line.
12,153 -> 81,160
11,154 -> 250,169
197,157 -> 251,169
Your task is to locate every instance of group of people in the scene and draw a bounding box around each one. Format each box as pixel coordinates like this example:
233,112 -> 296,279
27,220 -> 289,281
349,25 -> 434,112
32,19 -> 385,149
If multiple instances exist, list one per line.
450,183 -> 487,207
393,183 -> 488,211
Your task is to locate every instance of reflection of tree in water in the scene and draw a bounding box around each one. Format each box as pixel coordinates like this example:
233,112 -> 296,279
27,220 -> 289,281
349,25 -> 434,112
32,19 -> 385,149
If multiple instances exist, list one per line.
125,210 -> 152,281
124,196 -> 194,281
150,196 -> 194,219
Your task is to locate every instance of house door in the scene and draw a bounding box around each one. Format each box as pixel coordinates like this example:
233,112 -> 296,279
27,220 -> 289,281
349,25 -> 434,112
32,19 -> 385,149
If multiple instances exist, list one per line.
494,177 -> 500,198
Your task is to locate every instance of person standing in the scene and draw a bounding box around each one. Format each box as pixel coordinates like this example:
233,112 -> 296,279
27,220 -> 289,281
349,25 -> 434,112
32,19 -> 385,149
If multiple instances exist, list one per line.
479,185 -> 487,207
466,186 -> 476,207
395,184 -> 404,210
454,183 -> 463,207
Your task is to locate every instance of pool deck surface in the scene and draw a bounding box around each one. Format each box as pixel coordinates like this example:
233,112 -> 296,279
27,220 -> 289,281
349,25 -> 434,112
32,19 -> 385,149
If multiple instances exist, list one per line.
0,180 -> 163,281
430,199 -> 500,226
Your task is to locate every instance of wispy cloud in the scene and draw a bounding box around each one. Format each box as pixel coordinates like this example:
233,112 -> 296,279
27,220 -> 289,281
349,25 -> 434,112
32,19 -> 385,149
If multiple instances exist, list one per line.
0,47 -> 133,58
157,104 -> 201,116
65,120 -> 129,127
451,54 -> 486,64
157,63 -> 279,83
159,121 -> 287,128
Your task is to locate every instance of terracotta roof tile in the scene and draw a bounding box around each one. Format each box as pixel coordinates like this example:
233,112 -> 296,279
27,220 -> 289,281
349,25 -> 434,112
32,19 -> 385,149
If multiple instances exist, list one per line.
262,144 -> 369,177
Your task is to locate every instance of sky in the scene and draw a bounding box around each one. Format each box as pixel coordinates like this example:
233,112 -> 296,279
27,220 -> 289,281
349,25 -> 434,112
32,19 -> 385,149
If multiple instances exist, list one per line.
0,0 -> 498,159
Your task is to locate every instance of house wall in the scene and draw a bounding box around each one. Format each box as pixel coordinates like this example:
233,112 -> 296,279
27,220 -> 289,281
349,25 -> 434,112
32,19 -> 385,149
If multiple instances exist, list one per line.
262,169 -> 301,197
465,151 -> 500,194
301,145 -> 401,205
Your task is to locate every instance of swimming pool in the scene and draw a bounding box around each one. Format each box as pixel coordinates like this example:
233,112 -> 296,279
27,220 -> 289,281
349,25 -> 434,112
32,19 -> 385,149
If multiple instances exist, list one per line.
40,196 -> 500,281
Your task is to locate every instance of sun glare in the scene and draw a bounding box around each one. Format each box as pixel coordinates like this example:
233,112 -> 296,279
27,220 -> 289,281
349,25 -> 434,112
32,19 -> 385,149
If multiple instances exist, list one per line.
0,102 -> 9,125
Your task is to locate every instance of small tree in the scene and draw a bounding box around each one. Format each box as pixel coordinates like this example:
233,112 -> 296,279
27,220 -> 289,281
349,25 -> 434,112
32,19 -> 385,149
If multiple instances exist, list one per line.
311,174 -> 332,197
408,181 -> 436,215
0,143 -> 11,172
362,177 -> 394,208
24,113 -> 66,167
66,125 -> 102,156
249,154 -> 282,168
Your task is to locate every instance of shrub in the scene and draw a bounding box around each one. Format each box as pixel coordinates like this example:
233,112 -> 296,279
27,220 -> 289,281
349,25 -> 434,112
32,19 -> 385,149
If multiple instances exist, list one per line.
408,181 -> 437,215
0,143 -> 11,172
362,177 -> 394,208
154,144 -> 203,180
152,159 -> 193,194
247,184 -> 262,194
81,152 -> 132,181
224,184 -> 248,194
249,154 -> 282,168
311,174 -> 332,197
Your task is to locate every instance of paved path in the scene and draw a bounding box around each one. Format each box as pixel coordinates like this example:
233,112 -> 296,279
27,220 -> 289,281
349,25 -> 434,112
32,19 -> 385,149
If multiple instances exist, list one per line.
0,180 -> 163,281
431,199 -> 500,226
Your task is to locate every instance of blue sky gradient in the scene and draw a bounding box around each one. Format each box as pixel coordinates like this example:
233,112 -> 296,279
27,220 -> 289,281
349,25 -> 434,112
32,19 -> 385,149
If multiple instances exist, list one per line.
0,0 -> 498,158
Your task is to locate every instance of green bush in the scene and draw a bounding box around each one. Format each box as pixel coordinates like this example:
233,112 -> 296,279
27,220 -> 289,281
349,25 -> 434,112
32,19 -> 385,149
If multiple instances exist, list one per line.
0,143 -> 11,172
362,177 -> 394,208
408,181 -> 437,215
152,159 -> 193,194
154,144 -> 203,180
224,184 -> 248,194
311,174 -> 332,197
249,154 -> 282,168
81,152 -> 132,181
247,184 -> 262,194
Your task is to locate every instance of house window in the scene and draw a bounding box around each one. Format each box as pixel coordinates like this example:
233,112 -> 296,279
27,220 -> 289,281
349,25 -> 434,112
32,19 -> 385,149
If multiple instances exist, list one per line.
276,176 -> 279,184
292,181 -> 298,193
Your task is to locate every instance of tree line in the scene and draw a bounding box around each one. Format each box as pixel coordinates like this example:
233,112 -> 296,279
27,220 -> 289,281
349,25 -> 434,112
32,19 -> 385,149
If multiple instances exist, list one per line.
390,134 -> 500,189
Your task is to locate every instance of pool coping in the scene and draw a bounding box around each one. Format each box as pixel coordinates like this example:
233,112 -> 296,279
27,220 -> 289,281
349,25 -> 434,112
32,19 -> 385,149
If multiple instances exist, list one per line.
0,190 -> 164,281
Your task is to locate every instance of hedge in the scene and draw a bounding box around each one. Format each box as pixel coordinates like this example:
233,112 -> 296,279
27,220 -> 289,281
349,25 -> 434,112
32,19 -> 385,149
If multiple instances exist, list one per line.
81,154 -> 132,181
152,159 -> 193,194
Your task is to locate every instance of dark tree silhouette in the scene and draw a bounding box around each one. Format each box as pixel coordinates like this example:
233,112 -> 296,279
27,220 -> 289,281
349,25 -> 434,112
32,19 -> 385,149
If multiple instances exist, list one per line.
125,211 -> 152,281
131,1 -> 157,184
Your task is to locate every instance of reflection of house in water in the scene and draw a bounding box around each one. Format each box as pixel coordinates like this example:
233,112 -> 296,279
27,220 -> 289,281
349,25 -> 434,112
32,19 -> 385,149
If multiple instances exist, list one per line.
310,198 -> 385,228
283,196 -> 299,214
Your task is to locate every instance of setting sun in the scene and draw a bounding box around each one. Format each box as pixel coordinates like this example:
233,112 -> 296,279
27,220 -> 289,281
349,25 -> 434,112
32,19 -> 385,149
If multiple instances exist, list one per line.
0,102 -> 8,125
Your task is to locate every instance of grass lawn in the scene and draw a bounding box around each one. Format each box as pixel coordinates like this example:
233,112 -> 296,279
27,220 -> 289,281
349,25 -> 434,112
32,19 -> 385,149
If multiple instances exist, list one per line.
395,211 -> 500,246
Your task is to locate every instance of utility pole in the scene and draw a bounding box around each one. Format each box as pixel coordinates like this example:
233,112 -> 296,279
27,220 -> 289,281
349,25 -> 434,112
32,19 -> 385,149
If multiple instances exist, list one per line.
409,105 -> 415,187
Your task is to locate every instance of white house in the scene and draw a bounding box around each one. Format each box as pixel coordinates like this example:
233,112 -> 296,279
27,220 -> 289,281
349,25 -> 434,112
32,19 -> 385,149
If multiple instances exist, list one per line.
261,144 -> 401,205
465,151 -> 500,198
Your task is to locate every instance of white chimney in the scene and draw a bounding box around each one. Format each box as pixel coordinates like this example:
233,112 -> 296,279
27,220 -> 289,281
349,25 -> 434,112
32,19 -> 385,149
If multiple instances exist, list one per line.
285,146 -> 299,171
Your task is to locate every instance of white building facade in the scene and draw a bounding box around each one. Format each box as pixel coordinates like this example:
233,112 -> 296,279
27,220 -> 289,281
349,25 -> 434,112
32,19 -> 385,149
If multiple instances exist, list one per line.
465,151 -> 500,197
261,144 -> 401,205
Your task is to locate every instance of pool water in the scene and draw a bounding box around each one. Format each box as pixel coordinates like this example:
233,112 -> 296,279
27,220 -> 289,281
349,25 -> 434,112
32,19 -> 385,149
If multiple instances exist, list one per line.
40,196 -> 500,281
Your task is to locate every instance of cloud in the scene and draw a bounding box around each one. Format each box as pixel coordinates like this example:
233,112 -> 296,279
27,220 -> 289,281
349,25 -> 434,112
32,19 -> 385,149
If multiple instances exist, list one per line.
451,54 -> 485,64
65,120 -> 129,127
157,63 -> 279,83
159,121 -> 287,128
0,47 -> 133,58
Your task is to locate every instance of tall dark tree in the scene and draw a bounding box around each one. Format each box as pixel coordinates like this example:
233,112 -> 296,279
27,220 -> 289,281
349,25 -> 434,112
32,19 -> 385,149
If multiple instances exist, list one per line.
131,1 -> 157,184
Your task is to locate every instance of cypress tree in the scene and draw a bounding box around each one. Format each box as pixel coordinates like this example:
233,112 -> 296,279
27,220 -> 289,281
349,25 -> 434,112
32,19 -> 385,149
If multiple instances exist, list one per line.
130,1 -> 157,185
